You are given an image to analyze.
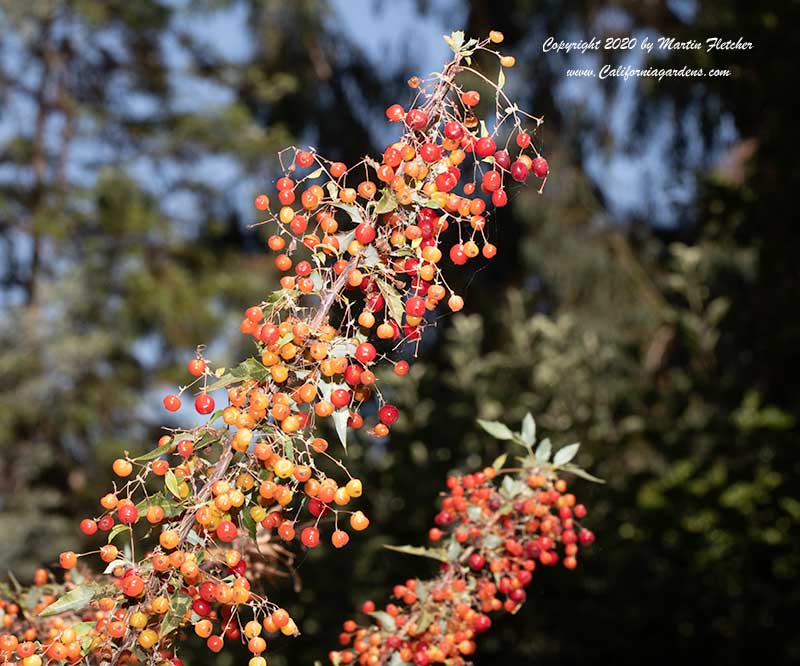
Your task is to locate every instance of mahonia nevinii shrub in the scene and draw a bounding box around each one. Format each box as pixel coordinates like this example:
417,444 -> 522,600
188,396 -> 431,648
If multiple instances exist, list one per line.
328,416 -> 600,666
0,30 -> 596,666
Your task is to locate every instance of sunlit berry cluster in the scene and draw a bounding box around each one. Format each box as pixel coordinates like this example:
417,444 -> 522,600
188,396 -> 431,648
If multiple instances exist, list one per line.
0,29 -> 557,666
330,441 -> 595,666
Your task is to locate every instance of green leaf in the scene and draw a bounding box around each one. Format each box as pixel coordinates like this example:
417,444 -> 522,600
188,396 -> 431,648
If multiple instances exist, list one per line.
368,610 -> 396,632
307,166 -> 324,180
553,443 -> 581,465
500,476 -> 524,499
416,609 -> 434,634
362,245 -> 380,267
329,339 -> 356,357
7,571 -> 22,594
71,621 -> 94,638
477,419 -> 514,440
39,583 -> 109,617
277,330 -> 294,347
205,358 -> 269,392
326,181 -> 339,200
373,189 -> 397,214
443,30 -> 465,55
102,558 -> 128,574
535,438 -> 551,462
330,202 -> 364,225
135,492 -> 183,519
479,120 -> 489,137
133,437 -> 173,462
561,462 -> 605,484
383,544 -> 449,562
446,541 -> 462,562
498,67 -> 506,90
521,413 -> 536,446
241,507 -> 258,541
165,470 -> 181,498
377,278 -> 405,326
332,409 -> 348,452
160,593 -> 192,638
107,523 -> 131,544
24,587 -> 43,611
491,453 -> 508,470
483,533 -> 502,549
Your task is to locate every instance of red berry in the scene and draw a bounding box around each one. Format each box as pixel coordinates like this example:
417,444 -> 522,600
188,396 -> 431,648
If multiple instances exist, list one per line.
473,614 -> 492,633
188,359 -> 206,377
492,189 -> 508,207
378,404 -> 399,426
482,170 -> 501,192
301,526 -> 320,548
355,223 -> 376,245
199,581 -> 216,602
383,146 -> 402,167
511,160 -> 529,182
531,157 -> 549,178
343,364 -> 363,387
195,393 -> 215,415
331,389 -> 352,409
405,108 -> 429,130
296,150 -> 314,167
177,439 -> 194,457
444,121 -> 464,140
385,104 -> 405,122
117,504 -> 138,525
516,131 -> 531,148
259,323 -> 280,344
122,575 -> 144,597
405,297 -> 425,318
254,194 -> 270,211
206,636 -> 224,653
216,520 -> 237,543
461,90 -> 480,106
163,394 -> 181,412
468,553 -> 485,570
98,515 -> 114,531
435,172 -> 456,193
276,176 -> 294,191
493,149 -> 511,170
474,137 -> 496,158
245,306 -> 263,322
308,498 -> 327,517
80,519 -> 97,536
419,142 -> 442,163
394,360 -> 410,376
192,599 -> 211,617
355,342 -> 377,364
449,244 -> 468,265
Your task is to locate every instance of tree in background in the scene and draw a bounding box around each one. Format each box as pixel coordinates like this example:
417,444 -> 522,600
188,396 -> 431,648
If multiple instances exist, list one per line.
0,0 -> 384,576
2,0 -> 798,664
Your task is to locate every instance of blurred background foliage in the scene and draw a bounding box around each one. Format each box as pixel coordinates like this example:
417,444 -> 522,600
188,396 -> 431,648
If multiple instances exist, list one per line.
1,0 -> 798,664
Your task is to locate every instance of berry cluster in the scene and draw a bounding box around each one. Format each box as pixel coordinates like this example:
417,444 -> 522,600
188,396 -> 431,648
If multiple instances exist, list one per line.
329,418 -> 596,666
0,30 -> 557,666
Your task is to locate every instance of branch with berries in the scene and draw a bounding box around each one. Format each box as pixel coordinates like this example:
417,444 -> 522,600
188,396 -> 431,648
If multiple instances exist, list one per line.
329,415 -> 600,666
0,30 -> 566,666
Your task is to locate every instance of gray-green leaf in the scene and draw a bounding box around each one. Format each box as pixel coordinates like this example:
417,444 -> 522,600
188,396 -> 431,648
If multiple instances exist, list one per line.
553,443 -> 581,465
521,413 -> 536,446
477,419 -> 514,440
